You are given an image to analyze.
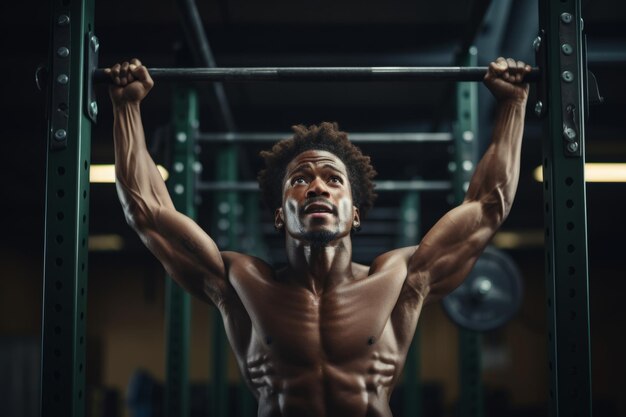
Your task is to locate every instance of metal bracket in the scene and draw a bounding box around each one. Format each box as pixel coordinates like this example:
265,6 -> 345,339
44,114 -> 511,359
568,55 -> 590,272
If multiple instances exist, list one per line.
559,12 -> 582,158
533,30 -> 547,119
84,31 -> 99,123
49,14 -> 72,151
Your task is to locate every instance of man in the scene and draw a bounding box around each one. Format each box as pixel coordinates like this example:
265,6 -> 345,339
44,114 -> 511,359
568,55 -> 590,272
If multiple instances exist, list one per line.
106,56 -> 530,417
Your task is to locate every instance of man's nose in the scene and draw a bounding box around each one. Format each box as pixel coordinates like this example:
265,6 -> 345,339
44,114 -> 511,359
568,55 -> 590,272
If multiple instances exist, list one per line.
306,177 -> 330,197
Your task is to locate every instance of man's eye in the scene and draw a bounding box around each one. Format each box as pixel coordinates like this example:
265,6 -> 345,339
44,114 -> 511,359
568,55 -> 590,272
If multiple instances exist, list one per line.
292,177 -> 307,185
329,176 -> 342,184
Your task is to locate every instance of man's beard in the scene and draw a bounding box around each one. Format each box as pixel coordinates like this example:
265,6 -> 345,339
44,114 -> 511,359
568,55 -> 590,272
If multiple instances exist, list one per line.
302,230 -> 338,247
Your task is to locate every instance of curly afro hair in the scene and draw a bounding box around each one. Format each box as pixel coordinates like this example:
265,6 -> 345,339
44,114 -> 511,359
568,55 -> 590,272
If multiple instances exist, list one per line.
258,122 -> 378,217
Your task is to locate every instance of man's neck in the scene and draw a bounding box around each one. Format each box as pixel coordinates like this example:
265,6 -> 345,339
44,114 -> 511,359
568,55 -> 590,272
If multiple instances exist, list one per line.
285,235 -> 354,294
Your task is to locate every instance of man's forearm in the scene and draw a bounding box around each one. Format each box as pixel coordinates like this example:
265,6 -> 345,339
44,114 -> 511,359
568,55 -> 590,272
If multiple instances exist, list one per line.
113,102 -> 174,227
464,99 -> 526,221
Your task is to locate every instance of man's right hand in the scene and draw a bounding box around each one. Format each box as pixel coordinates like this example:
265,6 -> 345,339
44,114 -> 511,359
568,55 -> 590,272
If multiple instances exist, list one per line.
105,58 -> 154,107
483,57 -> 530,105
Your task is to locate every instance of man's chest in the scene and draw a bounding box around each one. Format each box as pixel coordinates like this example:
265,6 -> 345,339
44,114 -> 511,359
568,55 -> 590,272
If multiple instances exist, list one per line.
231,272 -> 411,364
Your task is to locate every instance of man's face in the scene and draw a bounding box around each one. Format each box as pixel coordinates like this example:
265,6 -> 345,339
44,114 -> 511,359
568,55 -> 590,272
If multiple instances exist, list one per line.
275,150 -> 360,245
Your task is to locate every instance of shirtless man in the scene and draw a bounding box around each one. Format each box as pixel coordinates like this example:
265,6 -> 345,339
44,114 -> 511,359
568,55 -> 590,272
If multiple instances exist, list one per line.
106,56 -> 530,417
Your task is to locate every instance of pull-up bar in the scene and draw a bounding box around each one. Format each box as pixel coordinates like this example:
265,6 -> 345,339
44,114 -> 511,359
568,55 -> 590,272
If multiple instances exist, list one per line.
196,131 -> 453,143
197,180 -> 452,192
93,66 -> 541,83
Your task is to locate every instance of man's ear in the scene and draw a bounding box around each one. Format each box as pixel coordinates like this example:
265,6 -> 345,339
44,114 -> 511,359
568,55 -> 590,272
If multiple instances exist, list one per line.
274,208 -> 284,230
352,206 -> 361,230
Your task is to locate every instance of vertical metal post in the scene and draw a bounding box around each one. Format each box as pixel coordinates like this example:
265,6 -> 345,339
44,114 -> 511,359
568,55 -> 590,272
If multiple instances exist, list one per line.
164,87 -> 197,417
452,46 -> 479,206
398,191 -> 422,416
538,1 -> 592,415
41,0 -> 94,416
452,46 -> 483,417
211,145 -> 239,417
241,192 -> 271,262
175,0 -> 236,132
237,192 -> 266,417
457,329 -> 482,417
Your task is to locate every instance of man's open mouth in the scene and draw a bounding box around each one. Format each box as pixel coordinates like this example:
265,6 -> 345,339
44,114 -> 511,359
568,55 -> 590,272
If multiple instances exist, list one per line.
303,202 -> 334,214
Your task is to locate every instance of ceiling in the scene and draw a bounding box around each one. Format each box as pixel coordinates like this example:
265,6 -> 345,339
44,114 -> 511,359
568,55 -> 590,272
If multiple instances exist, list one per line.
2,0 -> 626,266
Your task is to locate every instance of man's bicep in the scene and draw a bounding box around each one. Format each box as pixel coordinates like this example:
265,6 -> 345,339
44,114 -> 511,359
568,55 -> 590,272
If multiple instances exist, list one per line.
137,207 -> 227,302
407,201 -> 496,301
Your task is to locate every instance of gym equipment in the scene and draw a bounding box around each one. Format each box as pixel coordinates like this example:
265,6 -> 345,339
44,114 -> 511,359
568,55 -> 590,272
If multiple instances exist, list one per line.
163,88 -> 197,417
40,0 -> 594,416
442,246 -> 523,332
92,66 -> 541,83
196,179 -> 452,192
539,2 -> 592,415
449,51 -> 484,417
397,191 -> 423,417
197,131 -> 452,143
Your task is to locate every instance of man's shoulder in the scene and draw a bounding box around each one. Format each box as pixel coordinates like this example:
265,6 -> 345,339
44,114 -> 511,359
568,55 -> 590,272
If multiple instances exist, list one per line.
221,251 -> 276,278
369,246 -> 417,272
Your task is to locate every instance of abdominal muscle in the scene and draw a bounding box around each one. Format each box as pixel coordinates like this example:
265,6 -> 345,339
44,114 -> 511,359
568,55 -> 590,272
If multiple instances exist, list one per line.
246,350 -> 397,417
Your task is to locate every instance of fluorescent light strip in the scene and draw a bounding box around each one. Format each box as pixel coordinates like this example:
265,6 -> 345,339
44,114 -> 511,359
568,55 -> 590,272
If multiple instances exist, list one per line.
492,230 -> 544,249
88,234 -> 125,251
533,163 -> 626,183
90,164 -> 169,183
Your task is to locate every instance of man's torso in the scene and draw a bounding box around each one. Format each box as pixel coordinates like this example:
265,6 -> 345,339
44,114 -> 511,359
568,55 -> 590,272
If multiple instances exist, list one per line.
213,248 -> 425,417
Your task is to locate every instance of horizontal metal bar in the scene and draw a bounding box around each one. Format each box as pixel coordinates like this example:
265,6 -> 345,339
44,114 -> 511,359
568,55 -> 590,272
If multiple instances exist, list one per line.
374,180 -> 451,191
196,132 -> 453,143
94,66 -> 540,83
197,180 -> 451,192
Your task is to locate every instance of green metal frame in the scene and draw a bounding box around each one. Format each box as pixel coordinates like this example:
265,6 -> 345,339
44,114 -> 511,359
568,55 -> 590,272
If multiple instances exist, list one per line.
452,47 -> 483,417
239,194 -> 264,416
457,328 -> 483,417
210,144 -> 239,416
241,192 -> 271,262
164,87 -> 198,417
39,1 -> 594,415
40,0 -> 94,415
452,47 -> 479,206
539,0 -> 592,415
397,191 -> 422,416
